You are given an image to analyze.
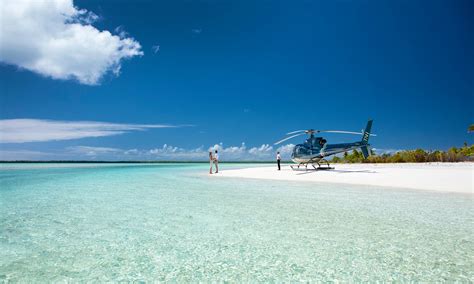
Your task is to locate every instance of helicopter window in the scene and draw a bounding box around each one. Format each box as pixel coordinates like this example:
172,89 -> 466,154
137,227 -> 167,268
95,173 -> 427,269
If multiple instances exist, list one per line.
294,145 -> 310,155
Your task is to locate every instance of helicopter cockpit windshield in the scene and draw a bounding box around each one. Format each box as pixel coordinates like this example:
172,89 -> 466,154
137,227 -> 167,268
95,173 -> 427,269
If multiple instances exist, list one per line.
293,144 -> 310,157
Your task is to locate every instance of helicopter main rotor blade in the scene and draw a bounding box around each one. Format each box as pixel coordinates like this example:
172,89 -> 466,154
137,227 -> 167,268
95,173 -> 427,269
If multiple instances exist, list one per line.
286,130 -> 307,135
274,133 -> 305,145
322,130 -> 363,135
321,130 -> 377,136
286,129 -> 377,136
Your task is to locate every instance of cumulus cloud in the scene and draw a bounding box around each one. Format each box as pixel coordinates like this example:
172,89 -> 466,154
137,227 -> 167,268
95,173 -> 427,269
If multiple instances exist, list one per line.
146,143 -> 294,161
372,148 -> 402,155
147,144 -> 207,160
0,0 -> 143,85
0,142 -> 295,161
0,119 -> 178,143
206,143 -> 293,161
67,146 -> 122,156
276,143 -> 295,156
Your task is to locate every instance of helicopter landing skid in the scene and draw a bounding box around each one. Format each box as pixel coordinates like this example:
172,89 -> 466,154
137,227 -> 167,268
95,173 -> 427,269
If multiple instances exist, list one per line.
290,159 -> 334,171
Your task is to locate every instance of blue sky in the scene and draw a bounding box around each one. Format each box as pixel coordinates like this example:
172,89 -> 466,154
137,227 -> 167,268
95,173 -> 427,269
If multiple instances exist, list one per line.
0,0 -> 472,160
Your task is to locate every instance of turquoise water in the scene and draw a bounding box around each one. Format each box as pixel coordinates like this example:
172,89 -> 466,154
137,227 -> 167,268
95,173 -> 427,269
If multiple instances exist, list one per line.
0,163 -> 473,282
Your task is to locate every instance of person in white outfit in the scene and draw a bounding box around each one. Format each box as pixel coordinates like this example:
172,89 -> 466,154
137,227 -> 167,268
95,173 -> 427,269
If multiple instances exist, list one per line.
276,151 -> 281,170
214,150 -> 219,173
209,151 -> 214,174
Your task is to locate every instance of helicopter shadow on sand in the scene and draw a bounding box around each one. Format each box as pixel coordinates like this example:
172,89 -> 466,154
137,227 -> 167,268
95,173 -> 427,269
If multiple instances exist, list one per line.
294,168 -> 377,175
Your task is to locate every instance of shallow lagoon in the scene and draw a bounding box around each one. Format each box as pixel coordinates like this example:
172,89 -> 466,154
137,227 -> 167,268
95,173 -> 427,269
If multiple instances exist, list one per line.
0,163 -> 472,281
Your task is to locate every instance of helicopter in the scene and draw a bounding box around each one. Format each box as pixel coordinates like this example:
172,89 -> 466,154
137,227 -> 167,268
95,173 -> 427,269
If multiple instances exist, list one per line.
274,120 -> 375,170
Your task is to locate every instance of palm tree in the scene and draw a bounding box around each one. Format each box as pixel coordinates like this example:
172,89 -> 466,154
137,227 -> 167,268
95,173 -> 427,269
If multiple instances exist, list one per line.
469,124 -> 474,133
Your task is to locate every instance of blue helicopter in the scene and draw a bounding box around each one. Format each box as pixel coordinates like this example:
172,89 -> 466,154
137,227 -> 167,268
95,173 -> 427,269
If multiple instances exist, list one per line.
274,120 -> 375,170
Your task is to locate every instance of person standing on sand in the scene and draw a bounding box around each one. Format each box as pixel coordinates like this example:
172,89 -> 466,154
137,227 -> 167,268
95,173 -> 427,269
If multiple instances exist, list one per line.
214,150 -> 219,173
277,151 -> 281,170
209,151 -> 214,174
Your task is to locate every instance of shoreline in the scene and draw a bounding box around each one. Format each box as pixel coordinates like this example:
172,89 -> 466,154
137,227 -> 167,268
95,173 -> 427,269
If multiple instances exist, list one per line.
215,162 -> 474,194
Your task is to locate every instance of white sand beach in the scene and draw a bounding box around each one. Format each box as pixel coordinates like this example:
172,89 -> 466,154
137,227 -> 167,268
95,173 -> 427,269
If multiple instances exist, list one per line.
217,163 -> 474,193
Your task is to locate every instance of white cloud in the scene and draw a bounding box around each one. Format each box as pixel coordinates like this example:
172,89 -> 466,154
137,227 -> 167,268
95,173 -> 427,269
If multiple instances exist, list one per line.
372,148 -> 402,155
124,149 -> 139,155
204,142 -> 294,161
249,144 -> 273,155
59,143 -> 294,161
0,143 -> 296,161
276,143 -> 295,157
148,144 -> 206,160
148,143 -> 290,161
114,26 -> 128,38
0,119 -> 178,143
0,150 -> 53,160
67,146 -> 122,156
0,0 -> 143,85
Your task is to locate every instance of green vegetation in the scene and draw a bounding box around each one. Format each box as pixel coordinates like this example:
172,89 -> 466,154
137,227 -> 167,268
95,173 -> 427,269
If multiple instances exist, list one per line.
331,144 -> 474,163
469,124 -> 474,133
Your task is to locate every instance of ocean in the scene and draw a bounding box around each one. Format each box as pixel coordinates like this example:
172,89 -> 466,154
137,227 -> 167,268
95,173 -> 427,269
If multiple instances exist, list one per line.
0,163 -> 472,281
